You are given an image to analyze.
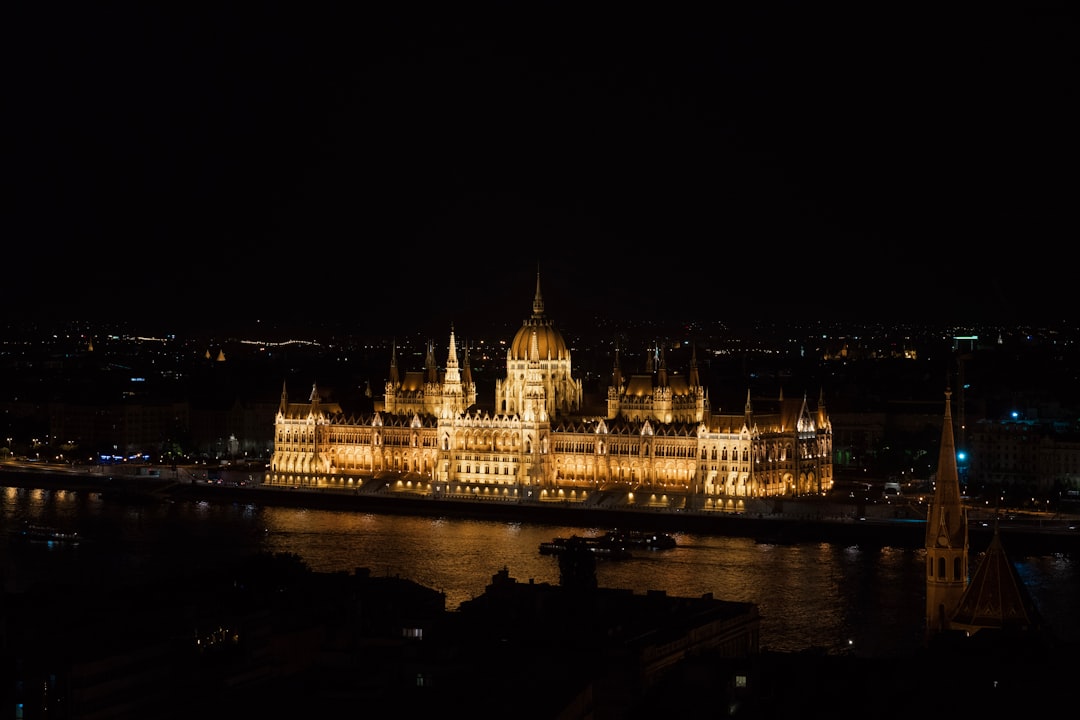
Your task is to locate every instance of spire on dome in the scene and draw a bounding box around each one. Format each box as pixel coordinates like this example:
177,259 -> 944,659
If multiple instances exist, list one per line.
532,266 -> 545,318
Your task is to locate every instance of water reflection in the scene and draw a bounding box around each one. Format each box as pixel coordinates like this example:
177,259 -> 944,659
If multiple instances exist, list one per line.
2,486 -> 1076,656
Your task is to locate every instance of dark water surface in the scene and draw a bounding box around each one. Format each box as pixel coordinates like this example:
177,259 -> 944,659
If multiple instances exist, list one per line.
3,485 -> 1077,657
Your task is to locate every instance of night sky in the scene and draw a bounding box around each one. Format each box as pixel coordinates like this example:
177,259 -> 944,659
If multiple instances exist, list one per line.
10,3 -> 1076,335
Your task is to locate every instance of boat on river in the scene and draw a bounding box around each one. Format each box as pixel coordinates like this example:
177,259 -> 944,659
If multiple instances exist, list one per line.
603,529 -> 677,550
539,533 -> 640,560
10,522 -> 82,546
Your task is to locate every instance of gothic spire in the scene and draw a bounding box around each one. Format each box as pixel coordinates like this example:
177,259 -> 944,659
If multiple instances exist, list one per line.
389,337 -> 400,387
927,388 -> 965,545
925,387 -> 969,640
425,339 -> 438,383
612,344 -> 623,388
462,339 -> 473,387
532,266 -> 544,318
447,325 -> 459,370
689,343 -> 700,388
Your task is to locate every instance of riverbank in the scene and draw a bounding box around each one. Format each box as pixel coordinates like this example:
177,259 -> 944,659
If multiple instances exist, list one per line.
3,464 -> 1077,556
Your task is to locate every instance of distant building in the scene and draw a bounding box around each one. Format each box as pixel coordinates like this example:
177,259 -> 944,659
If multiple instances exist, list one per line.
268,273 -> 834,509
968,417 -> 1080,495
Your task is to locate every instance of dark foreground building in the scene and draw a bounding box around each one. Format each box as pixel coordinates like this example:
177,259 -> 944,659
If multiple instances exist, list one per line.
3,535 -> 1073,719
2,548 -> 762,719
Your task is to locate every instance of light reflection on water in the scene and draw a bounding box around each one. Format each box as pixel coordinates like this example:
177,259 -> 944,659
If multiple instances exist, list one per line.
3,486 -> 1076,656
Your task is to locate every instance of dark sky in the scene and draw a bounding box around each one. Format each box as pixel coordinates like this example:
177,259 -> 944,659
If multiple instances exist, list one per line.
10,3 -> 1077,335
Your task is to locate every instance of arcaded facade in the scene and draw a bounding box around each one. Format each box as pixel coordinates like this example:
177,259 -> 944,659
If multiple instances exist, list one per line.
267,274 -> 833,511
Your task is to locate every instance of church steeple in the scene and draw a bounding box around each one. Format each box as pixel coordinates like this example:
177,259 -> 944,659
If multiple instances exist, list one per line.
925,387 -> 969,640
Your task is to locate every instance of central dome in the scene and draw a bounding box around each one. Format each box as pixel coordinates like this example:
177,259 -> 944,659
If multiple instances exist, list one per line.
508,271 -> 569,361
509,318 -> 569,361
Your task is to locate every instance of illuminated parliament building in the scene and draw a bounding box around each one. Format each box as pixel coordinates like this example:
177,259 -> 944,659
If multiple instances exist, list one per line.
267,274 -> 833,511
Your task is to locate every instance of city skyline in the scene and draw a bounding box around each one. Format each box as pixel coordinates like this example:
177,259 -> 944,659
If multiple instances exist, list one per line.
11,4 -> 1075,332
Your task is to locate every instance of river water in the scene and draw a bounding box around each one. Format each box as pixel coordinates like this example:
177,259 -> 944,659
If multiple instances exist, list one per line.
3,484 -> 1077,658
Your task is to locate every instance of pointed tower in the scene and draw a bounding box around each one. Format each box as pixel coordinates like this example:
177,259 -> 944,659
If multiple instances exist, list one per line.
612,345 -> 624,390
523,328 -> 547,422
443,326 -> 462,385
424,340 -> 439,384
607,344 -> 624,420
688,343 -> 700,388
925,388 -> 969,640
389,338 -> 401,388
460,338 -> 473,399
437,325 -> 476,416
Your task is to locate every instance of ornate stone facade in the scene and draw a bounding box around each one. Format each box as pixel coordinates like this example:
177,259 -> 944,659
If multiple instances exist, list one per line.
268,274 -> 833,510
